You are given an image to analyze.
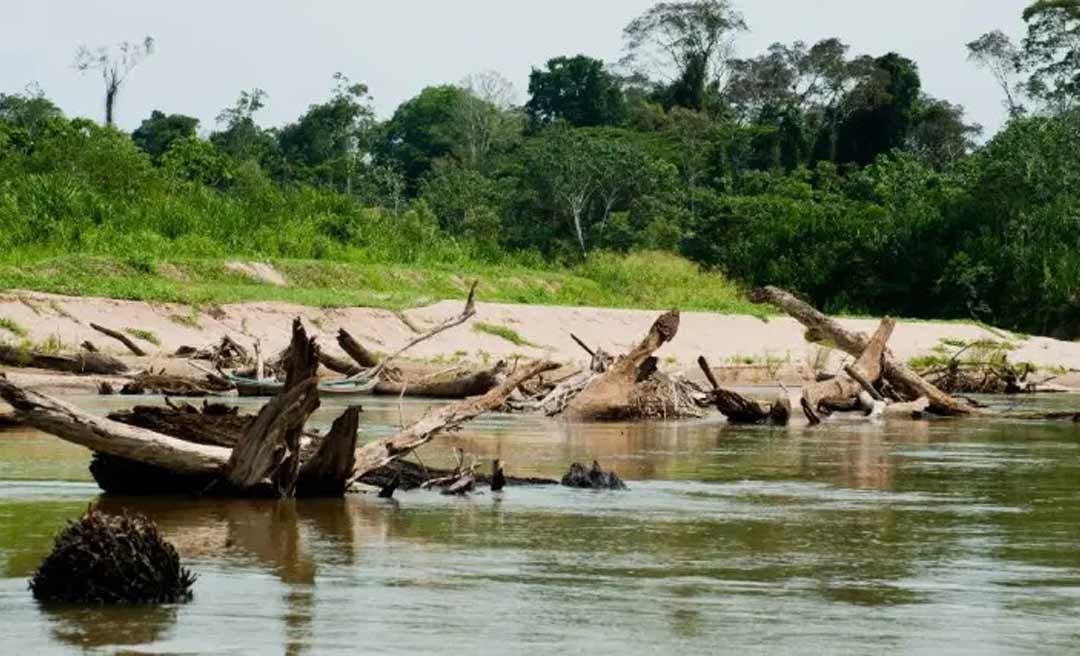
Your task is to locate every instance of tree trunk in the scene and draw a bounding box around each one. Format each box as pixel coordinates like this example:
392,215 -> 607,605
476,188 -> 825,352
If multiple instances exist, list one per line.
336,329 -> 379,368
697,356 -> 787,425
297,406 -> 360,498
318,351 -> 363,377
799,318 -> 894,424
562,311 -> 680,421
748,286 -> 971,416
0,346 -> 128,375
90,323 -> 147,356
372,362 -> 506,399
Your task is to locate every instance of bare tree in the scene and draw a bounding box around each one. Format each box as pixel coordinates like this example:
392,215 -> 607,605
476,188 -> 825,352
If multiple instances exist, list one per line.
453,71 -> 522,171
73,36 -> 155,127
967,30 -> 1026,117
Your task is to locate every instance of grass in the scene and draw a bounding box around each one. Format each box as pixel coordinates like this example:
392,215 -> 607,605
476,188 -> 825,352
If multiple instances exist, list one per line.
124,328 -> 161,346
0,251 -> 764,315
473,322 -> 537,347
167,308 -> 202,328
0,317 -> 28,338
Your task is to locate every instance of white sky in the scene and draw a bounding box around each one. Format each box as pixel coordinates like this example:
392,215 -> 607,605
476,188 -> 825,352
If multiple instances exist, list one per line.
1,0 -> 1029,135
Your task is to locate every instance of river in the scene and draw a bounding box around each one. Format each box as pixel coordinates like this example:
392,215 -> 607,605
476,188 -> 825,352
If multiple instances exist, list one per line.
2,393 -> 1080,654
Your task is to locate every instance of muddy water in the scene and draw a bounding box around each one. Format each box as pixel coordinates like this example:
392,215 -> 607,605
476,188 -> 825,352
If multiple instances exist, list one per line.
2,394 -> 1080,654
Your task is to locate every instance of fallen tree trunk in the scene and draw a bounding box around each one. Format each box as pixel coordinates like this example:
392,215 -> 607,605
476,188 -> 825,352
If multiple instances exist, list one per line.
0,379 -> 230,474
748,287 -> 971,416
337,329 -> 380,369
318,350 -> 363,376
90,323 -> 147,357
108,401 -> 252,448
698,356 -> 789,425
800,318 -> 894,424
351,359 -> 559,481
0,345 -> 128,375
562,311 -> 680,421
119,371 -> 234,397
372,361 -> 506,399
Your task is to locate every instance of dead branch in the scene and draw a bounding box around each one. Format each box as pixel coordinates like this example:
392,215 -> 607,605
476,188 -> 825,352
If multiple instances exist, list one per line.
336,328 -> 380,369
90,323 -> 147,357
800,318 -> 894,424
0,345 -> 128,375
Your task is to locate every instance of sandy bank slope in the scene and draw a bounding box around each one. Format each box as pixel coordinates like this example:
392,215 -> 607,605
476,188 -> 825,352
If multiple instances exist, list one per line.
2,291 -> 1079,379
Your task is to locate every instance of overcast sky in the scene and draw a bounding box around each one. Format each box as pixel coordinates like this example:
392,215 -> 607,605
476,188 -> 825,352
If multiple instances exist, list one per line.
2,0 -> 1029,136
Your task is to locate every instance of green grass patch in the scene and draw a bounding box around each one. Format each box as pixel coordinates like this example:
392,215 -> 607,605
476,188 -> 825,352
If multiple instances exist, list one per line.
473,322 -> 536,347
0,251 -> 763,315
168,308 -> 201,328
124,328 -> 161,346
0,317 -> 28,338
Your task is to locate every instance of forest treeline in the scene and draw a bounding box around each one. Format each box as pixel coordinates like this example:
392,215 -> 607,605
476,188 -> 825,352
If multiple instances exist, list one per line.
1,1 -> 1078,336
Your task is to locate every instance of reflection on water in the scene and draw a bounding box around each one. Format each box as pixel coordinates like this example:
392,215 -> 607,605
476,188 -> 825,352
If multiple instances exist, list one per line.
0,394 -> 1079,653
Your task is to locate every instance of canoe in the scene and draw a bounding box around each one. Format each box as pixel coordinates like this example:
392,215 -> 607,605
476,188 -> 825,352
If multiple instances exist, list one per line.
229,375 -> 379,398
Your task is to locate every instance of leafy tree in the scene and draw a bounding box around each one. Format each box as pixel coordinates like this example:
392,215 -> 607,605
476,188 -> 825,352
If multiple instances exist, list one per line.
0,84 -> 63,138
161,136 -> 235,188
452,71 -> 523,171
277,73 -> 376,192
131,110 -> 199,161
834,53 -> 922,166
72,36 -> 154,126
621,0 -> 748,111
210,89 -> 275,163
526,55 -> 627,128
967,30 -> 1027,116
1021,0 -> 1080,108
906,96 -> 982,168
375,85 -> 469,186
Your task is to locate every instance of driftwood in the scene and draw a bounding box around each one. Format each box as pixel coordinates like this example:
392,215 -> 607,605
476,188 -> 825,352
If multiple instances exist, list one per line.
90,323 -> 147,357
80,341 -> 98,353
108,401 -> 251,448
748,287 -> 971,416
0,345 -> 128,375
296,406 -> 360,497
698,356 -> 789,425
563,311 -> 680,421
318,350 -> 363,376
372,361 -> 507,398
800,318 -> 894,424
561,461 -> 627,490
225,319 -> 320,496
337,329 -> 380,369
351,359 -> 559,481
119,371 -> 233,397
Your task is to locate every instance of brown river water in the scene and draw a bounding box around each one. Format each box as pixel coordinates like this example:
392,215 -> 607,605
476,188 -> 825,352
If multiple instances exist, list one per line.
2,393 -> 1080,654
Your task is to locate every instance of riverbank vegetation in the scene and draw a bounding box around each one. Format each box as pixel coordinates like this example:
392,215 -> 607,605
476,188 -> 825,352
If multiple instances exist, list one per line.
1,1 -> 1078,335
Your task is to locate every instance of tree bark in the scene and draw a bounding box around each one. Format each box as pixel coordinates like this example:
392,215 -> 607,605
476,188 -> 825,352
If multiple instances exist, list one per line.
90,323 -> 147,357
697,356 -> 787,424
372,362 -> 506,399
800,318 -> 894,424
336,329 -> 379,369
748,286 -> 971,416
318,351 -> 363,376
297,406 -> 360,498
0,346 -> 128,375
563,312 -> 680,421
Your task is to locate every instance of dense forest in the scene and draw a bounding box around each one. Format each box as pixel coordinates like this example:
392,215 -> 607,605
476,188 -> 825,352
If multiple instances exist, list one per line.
1,1 -> 1078,336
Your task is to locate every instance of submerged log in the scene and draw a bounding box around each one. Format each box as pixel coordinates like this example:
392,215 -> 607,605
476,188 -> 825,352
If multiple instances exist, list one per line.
561,461 -> 627,490
697,356 -> 788,425
30,509 -> 195,605
372,361 -> 507,399
297,406 -> 360,498
90,323 -> 148,357
748,287 -> 971,416
563,311 -> 680,421
0,345 -> 128,375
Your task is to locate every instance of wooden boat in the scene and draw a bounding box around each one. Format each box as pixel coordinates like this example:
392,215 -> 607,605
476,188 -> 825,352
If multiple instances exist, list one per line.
229,375 -> 379,398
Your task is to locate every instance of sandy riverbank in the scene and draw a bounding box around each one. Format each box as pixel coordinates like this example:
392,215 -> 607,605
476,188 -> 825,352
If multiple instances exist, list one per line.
2,290 -> 1079,393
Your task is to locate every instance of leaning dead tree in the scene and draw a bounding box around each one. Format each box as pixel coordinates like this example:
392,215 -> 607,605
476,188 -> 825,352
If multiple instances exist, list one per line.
0,317 -> 557,498
90,323 -> 148,357
798,318 -> 893,424
748,286 -> 972,416
697,356 -> 790,425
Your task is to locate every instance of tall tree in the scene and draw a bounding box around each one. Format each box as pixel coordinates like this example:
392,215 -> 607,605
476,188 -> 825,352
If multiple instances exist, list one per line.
1021,0 -> 1080,109
452,71 -> 523,171
0,83 -> 63,136
525,56 -> 627,128
621,0 -> 748,111
210,89 -> 274,162
375,85 -> 469,186
906,96 -> 982,168
967,30 -> 1027,116
131,110 -> 199,161
72,36 -> 154,127
834,53 -> 922,166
